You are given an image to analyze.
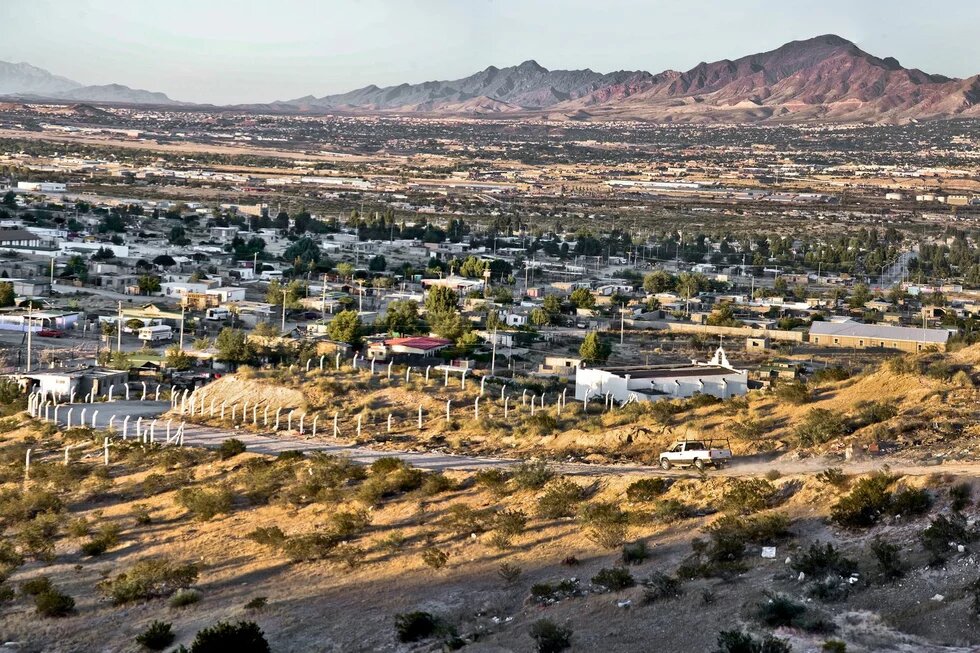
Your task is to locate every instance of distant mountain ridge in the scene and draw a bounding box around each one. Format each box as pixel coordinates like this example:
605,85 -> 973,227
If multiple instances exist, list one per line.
279,35 -> 980,123
0,60 -> 178,105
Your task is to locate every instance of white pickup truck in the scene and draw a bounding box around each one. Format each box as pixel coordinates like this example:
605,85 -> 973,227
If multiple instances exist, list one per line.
659,439 -> 732,471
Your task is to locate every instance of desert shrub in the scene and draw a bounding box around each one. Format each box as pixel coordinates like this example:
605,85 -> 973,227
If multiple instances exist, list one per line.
682,513 -> 791,579
730,418 -> 773,441
0,540 -> 22,574
622,540 -> 649,565
420,546 -> 448,569
722,478 -> 777,515
578,502 -> 629,549
830,472 -> 896,528
807,575 -> 852,602
334,543 -> 367,569
641,572 -> 681,603
775,381 -> 810,405
524,413 -> 558,437
132,503 -> 153,525
870,536 -> 904,580
248,526 -> 287,548
530,619 -> 572,653
17,512 -> 62,561
920,512 -> 976,564
537,479 -> 584,518
950,482 -> 973,511
625,477 -> 671,502
35,587 -> 75,617
715,630 -> 791,653
925,360 -> 953,381
356,460 -> 425,505
591,566 -> 635,591
816,467 -> 848,488
498,562 -> 522,585
20,576 -> 53,596
530,579 -> 583,603
811,366 -> 850,384
474,468 -> 510,496
652,498 -> 694,522
169,588 -> 201,607
395,611 -> 439,643
67,516 -> 91,538
852,401 -> 898,428
420,472 -> 455,496
796,408 -> 849,446
189,620 -> 270,653
822,641 -> 847,653
99,557 -> 199,605
754,594 -> 806,628
0,584 -> 13,602
217,438 -> 247,460
494,509 -> 528,538
792,542 -> 857,577
136,620 -> 174,650
0,487 -> 63,524
889,487 -> 932,517
281,533 -> 342,562
329,508 -> 371,537
369,457 -> 407,475
176,486 -> 234,521
80,523 -> 121,557
377,532 -> 406,553
764,469 -> 782,481
512,461 -> 555,490
441,504 -> 493,536
244,596 -> 268,611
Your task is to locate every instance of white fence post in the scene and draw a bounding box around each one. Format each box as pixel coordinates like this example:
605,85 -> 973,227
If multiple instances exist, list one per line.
141,382 -> 147,401
91,409 -> 98,428
122,415 -> 130,439
445,399 -> 451,423
333,412 -> 339,437
356,414 -> 362,437
66,407 -> 73,429
474,397 -> 480,420
311,416 -> 318,438
418,405 -> 423,429
504,397 -> 509,418
387,414 -> 392,433
104,438 -> 110,466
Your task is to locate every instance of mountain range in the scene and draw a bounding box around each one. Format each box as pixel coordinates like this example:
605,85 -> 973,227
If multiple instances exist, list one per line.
2,35 -> 979,122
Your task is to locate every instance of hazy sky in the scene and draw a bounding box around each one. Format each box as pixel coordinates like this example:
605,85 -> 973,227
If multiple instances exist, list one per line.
3,0 -> 979,104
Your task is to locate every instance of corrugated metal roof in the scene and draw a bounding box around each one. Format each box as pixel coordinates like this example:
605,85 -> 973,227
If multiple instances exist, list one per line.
809,321 -> 951,344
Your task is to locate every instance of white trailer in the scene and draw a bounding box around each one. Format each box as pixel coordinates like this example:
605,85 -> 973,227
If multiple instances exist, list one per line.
138,325 -> 173,343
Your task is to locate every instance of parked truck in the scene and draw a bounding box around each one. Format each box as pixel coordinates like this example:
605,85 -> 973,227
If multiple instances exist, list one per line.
658,439 -> 732,471
205,307 -> 230,321
138,325 -> 173,343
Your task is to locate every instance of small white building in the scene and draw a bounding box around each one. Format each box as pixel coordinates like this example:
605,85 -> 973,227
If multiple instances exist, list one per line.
575,347 -> 748,403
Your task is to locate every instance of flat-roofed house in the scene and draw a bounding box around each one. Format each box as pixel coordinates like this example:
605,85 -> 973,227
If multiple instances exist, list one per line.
808,321 -> 952,353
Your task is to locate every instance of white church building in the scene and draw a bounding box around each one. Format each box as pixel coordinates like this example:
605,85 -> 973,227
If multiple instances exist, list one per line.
574,347 -> 748,404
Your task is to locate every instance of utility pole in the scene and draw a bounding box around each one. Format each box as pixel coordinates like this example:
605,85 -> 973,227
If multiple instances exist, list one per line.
179,304 -> 186,351
620,307 -> 625,345
116,301 -> 122,354
281,288 -> 288,333
49,258 -> 54,289
25,303 -> 33,372
320,273 -> 327,320
490,325 -> 497,375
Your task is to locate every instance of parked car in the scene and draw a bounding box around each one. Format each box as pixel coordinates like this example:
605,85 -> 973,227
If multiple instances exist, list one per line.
659,439 -> 732,471
38,329 -> 65,338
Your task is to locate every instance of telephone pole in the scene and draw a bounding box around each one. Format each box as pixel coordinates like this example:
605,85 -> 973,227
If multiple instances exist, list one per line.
25,303 -> 33,372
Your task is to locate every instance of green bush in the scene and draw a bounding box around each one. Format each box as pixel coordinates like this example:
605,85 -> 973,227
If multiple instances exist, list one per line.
329,508 -> 371,538
852,401 -> 898,428
189,620 -> 270,653
578,502 -> 629,549
816,467 -> 848,488
17,512 -> 61,561
218,438 -> 247,460
622,540 -> 649,565
244,596 -> 268,611
889,487 -> 932,517
625,478 -> 671,502
920,513 -> 976,564
98,557 -> 199,605
132,503 -> 153,525
512,461 -> 555,490
652,498 -> 693,522
797,408 -> 849,446
537,478 -> 584,519
248,526 -> 287,548
395,611 -> 439,643
792,543 -> 857,577
715,630 -> 791,653
35,587 -> 75,617
473,468 -> 510,496
830,472 -> 896,528
420,472 -> 455,496
494,509 -> 528,538
80,523 -> 121,557
950,482 -> 973,511
641,572 -> 681,603
441,504 -> 493,537
176,486 -> 234,521
870,536 -> 904,580
722,478 -> 777,515
420,547 -> 448,570
530,619 -> 572,653
754,594 -> 806,628
281,533 -> 342,562
775,381 -> 810,405
591,566 -> 635,591
136,621 -> 175,650
498,562 -> 522,585
169,588 -> 201,608
811,366 -> 850,384
20,576 -> 53,596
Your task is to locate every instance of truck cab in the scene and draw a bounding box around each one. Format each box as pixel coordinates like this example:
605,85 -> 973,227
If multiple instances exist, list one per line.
659,439 -> 732,471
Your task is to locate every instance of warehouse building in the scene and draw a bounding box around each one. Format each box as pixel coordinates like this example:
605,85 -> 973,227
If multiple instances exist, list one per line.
808,321 -> 952,353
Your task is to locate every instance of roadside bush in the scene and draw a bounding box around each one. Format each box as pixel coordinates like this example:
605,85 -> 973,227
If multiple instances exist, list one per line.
281,533 -> 342,562
816,467 -> 848,488
218,438 -> 247,460
870,536 -> 904,580
136,621 -> 175,650
35,587 -> 75,617
591,566 -> 635,591
852,401 -> 898,428
652,498 -> 694,522
889,487 -> 932,517
169,588 -> 201,608
951,482 -> 973,511
99,557 -> 199,605
797,408 -> 849,446
176,486 -> 234,521
830,472 -> 896,528
920,512 -> 976,564
578,502 -> 629,549
328,508 -> 370,538
775,381 -> 810,405
754,594 -> 806,628
722,478 -> 777,515
494,509 -> 528,538
715,630 -> 791,653
474,468 -> 510,496
80,523 -> 121,557
189,620 -> 270,653
420,472 -> 455,496
512,461 -> 555,490
625,478 -> 671,502
622,540 -> 649,565
395,611 -> 439,643
641,572 -> 681,603
523,413 -> 558,437
441,504 -> 493,537
529,619 -> 572,653
792,542 -> 857,577
537,478 -> 584,518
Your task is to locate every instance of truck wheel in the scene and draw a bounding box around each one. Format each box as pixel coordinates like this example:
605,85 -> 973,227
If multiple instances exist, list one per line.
693,459 -> 705,471
659,458 -> 671,471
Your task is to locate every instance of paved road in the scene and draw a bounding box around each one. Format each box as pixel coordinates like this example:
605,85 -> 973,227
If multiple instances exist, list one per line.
43,401 -> 969,478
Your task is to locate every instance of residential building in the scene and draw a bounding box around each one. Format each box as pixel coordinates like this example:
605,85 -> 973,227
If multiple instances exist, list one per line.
808,321 -> 952,352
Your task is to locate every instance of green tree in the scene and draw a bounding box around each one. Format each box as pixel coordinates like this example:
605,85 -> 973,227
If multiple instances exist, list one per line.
63,255 -> 89,282
215,328 -> 251,363
706,304 -> 741,327
580,332 -> 612,364
336,262 -> 355,280
169,225 -> 190,246
424,286 -> 459,314
283,237 -> 320,267
2,191 -> 15,208
137,275 -> 161,295
530,307 -> 551,327
326,310 -> 362,346
429,309 -> 470,341
368,255 -> 387,272
642,270 -> 674,294
164,346 -> 193,371
569,288 -> 595,310
379,300 -> 421,335
849,283 -> 872,309
0,282 -> 14,307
